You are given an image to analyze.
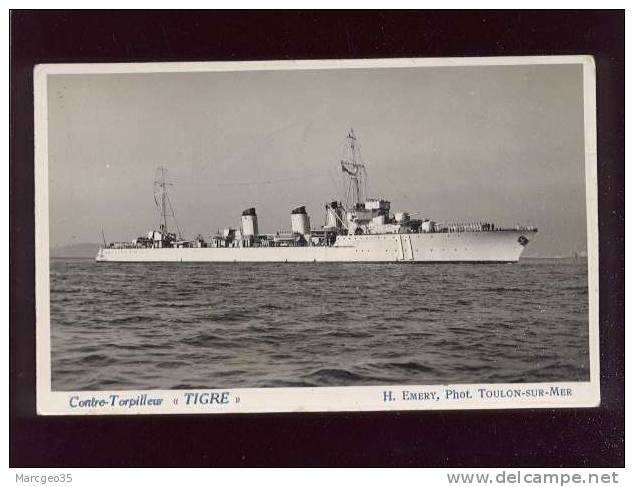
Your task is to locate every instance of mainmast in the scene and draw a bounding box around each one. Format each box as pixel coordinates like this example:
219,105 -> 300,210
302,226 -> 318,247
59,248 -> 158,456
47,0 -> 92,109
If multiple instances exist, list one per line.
340,129 -> 367,209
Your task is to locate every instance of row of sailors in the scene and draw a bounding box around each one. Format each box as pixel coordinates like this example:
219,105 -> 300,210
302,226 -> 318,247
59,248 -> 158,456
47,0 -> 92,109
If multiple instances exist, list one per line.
443,222 -> 497,233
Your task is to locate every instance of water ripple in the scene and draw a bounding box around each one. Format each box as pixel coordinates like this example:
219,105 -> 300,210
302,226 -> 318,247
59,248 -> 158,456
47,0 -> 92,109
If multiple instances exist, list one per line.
50,258 -> 590,390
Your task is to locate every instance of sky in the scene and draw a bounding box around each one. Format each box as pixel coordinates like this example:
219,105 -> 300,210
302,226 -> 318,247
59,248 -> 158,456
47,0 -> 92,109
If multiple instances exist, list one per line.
47,63 -> 588,257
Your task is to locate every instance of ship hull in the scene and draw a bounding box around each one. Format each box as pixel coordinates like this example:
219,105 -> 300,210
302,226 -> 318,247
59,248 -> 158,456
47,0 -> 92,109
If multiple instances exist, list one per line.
96,230 -> 535,263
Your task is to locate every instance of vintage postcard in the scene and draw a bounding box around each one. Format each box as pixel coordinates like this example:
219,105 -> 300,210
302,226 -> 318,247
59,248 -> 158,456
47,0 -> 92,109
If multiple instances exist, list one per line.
34,56 -> 599,415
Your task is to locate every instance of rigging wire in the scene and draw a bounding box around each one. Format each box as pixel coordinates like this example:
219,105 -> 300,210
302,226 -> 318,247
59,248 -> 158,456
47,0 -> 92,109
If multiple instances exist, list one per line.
166,192 -> 183,240
167,172 -> 329,188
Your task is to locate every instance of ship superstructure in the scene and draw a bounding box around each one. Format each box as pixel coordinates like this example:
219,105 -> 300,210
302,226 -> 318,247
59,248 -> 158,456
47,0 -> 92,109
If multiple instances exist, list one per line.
96,131 -> 537,263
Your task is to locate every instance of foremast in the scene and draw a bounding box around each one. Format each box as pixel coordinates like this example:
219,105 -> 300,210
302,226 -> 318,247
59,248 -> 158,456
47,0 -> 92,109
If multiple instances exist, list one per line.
153,167 -> 182,240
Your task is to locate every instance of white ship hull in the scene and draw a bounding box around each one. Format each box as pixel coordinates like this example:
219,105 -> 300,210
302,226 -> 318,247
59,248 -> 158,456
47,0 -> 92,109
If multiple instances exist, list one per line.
96,230 -> 534,263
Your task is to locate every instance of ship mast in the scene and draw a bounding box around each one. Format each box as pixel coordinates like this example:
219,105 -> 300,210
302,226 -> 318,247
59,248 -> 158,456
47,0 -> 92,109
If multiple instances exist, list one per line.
154,167 -> 169,233
340,129 -> 367,209
153,167 -> 183,239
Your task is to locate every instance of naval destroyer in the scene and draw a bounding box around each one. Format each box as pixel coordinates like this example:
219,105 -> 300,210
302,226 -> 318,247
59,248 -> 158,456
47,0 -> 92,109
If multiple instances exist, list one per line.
96,131 -> 537,263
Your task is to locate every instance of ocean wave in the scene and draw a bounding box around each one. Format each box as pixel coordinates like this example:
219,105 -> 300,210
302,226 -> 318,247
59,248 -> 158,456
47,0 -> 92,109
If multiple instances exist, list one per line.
409,306 -> 442,313
385,361 -> 436,374
303,368 -> 369,384
327,330 -> 373,339
480,287 -> 525,292
49,259 -> 591,390
77,353 -> 114,366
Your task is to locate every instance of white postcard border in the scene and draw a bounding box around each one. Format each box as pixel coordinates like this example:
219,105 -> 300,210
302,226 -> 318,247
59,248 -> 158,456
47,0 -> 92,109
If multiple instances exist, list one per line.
34,56 -> 600,415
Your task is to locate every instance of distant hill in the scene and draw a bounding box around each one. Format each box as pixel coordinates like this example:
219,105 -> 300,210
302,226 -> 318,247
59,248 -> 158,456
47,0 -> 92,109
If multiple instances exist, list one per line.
50,243 -> 100,259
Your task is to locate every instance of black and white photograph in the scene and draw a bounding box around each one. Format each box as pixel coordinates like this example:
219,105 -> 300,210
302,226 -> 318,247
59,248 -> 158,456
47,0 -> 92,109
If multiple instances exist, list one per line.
34,56 -> 599,414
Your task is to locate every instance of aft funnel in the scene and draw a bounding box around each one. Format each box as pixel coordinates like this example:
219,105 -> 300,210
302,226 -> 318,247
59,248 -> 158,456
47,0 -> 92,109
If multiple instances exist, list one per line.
241,207 -> 258,237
